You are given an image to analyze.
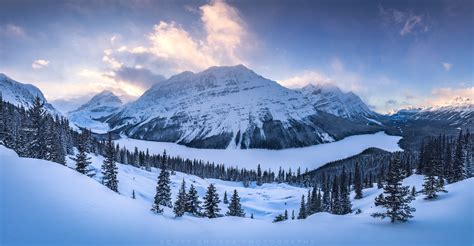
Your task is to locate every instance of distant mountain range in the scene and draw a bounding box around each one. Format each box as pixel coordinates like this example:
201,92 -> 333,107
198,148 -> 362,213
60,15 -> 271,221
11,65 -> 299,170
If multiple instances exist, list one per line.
1,66 -> 472,150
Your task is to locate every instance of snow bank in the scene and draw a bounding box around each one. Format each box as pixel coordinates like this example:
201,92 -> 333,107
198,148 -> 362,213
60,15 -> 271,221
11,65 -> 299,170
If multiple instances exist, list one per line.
117,131 -> 402,170
1,147 -> 472,245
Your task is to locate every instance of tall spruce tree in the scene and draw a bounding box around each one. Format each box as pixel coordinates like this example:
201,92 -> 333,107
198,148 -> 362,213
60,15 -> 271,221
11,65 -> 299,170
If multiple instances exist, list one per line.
173,179 -> 188,217
372,157 -> 415,223
71,133 -> 92,175
297,195 -> 307,219
203,184 -> 221,218
26,96 -> 47,159
339,167 -> 352,214
226,189 -> 245,217
354,162 -> 363,199
101,132 -> 118,192
186,184 -> 202,216
223,191 -> 229,204
152,150 -> 172,212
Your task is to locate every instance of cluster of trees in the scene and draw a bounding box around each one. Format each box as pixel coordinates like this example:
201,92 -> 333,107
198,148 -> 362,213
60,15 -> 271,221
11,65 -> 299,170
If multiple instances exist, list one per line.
0,95 -> 74,164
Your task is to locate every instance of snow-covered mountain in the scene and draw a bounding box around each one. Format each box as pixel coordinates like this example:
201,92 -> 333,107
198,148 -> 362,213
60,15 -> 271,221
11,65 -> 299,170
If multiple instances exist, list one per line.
412,97 -> 473,126
299,83 -> 379,123
0,73 -> 59,115
108,65 -> 380,149
68,90 -> 123,133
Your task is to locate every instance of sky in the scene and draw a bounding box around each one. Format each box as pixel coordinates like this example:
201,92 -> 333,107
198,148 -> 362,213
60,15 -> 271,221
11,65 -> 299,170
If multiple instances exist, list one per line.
0,0 -> 472,113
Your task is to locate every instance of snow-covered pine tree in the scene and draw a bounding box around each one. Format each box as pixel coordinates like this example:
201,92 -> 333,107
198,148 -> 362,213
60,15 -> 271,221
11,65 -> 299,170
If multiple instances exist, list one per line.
291,210 -> 295,220
257,164 -> 262,186
26,96 -> 47,159
223,191 -> 229,204
101,132 -> 119,193
132,190 -> 136,199
186,184 -> 202,216
173,179 -> 188,217
330,176 -> 340,214
411,186 -> 416,197
354,162 -> 363,199
203,183 -> 221,218
451,131 -> 466,182
339,167 -> 352,214
284,209 -> 288,220
372,157 -> 415,223
71,132 -> 92,175
152,150 -> 172,212
297,195 -> 307,219
226,189 -> 245,217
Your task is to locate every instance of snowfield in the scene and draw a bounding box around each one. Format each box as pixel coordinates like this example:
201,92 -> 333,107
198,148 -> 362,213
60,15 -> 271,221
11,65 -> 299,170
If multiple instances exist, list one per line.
116,131 -> 402,170
1,145 -> 472,245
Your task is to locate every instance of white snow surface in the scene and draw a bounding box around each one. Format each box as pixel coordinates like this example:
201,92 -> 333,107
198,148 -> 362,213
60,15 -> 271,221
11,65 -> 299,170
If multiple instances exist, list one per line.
116,131 -> 402,170
1,146 -> 472,245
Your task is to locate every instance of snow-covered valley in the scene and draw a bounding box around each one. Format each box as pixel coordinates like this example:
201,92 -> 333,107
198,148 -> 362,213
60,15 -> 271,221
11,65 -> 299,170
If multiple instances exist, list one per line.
1,145 -> 472,245
116,131 -> 402,170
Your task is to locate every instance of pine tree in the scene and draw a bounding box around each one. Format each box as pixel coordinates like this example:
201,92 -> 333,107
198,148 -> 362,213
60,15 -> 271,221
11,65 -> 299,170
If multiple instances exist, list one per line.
203,184 -> 221,218
250,213 -> 254,219
152,150 -> 172,212
71,133 -> 91,175
186,184 -> 202,216
291,210 -> 295,220
174,179 -> 188,217
451,132 -> 466,182
284,209 -> 288,220
297,195 -> 307,219
339,167 -> 352,214
257,164 -> 262,186
226,189 -> 245,217
101,132 -> 118,192
223,191 -> 229,204
330,176 -> 340,214
354,162 -> 363,199
132,190 -> 136,199
411,186 -> 416,197
372,157 -> 415,223
26,96 -> 46,159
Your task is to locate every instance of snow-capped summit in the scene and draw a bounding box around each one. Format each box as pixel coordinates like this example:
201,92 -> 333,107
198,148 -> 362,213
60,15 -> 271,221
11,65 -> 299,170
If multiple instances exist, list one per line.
412,97 -> 473,126
68,90 -> 123,133
299,83 -> 378,122
0,73 -> 59,115
108,65 -> 379,149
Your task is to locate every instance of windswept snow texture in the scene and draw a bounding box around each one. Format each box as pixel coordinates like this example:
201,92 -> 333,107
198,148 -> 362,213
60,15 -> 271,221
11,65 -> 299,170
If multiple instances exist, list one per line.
0,73 -> 59,115
68,90 -> 123,133
116,131 -> 402,170
1,146 -> 471,245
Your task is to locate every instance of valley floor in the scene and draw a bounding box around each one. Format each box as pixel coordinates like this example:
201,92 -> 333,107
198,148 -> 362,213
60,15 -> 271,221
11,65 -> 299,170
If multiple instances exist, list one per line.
116,131 -> 402,170
1,145 -> 472,246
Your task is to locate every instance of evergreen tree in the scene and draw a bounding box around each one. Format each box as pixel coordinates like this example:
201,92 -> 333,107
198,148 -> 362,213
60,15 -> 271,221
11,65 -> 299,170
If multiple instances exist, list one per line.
71,133 -> 91,175
152,150 -> 172,213
330,176 -> 340,214
339,167 -> 352,214
297,195 -> 307,219
451,132 -> 466,182
250,213 -> 254,219
186,184 -> 202,216
284,209 -> 288,220
257,164 -> 262,186
223,191 -> 229,204
132,190 -> 136,199
291,210 -> 295,220
203,184 -> 221,218
174,179 -> 188,217
26,96 -> 46,159
372,157 -> 415,223
354,162 -> 363,199
226,189 -> 245,217
101,132 -> 118,192
411,186 -> 416,197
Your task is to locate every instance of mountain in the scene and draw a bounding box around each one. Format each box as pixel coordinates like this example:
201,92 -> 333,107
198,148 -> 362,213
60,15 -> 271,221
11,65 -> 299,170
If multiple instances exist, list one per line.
0,73 -> 59,115
107,65 -> 380,149
412,97 -> 473,126
68,90 -> 123,133
299,83 -> 380,123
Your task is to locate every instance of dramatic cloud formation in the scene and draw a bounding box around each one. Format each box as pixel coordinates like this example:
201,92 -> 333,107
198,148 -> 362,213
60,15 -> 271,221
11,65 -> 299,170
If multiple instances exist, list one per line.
442,62 -> 453,71
425,87 -> 473,107
31,59 -> 50,69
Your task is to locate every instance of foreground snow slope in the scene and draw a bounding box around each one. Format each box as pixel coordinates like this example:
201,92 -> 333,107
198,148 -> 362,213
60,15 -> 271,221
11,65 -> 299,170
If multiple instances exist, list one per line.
116,131 -> 402,170
1,145 -> 472,245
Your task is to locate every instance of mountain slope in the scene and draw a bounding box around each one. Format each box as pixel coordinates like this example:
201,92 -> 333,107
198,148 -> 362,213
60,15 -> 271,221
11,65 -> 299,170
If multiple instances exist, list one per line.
0,73 -> 59,115
68,90 -> 123,133
299,83 -> 379,123
412,97 -> 473,127
108,65 -> 380,149
1,145 -> 471,245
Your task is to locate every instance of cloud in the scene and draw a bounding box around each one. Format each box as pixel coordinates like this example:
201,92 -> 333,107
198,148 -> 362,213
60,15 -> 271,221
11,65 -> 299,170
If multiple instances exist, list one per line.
103,0 -> 250,79
424,87 -> 473,107
280,71 -> 334,88
0,24 -> 27,39
32,59 -> 50,69
442,62 -> 453,71
107,66 -> 166,89
379,6 -> 428,36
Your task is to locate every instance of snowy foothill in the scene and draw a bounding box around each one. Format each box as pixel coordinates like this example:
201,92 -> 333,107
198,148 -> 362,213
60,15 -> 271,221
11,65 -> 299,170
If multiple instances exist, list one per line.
1,145 -> 472,245
116,131 -> 402,170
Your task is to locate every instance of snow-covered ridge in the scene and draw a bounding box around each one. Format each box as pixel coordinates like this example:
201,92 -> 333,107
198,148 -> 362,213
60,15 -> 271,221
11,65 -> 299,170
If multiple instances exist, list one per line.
299,83 -> 378,122
0,73 -> 60,115
67,90 -> 123,133
107,65 -> 380,149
